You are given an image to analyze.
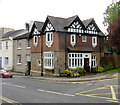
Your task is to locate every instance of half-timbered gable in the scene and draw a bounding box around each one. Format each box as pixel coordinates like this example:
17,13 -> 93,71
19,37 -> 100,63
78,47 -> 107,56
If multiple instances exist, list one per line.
29,15 -> 105,77
83,19 -> 101,35
29,21 -> 44,38
65,16 -> 85,34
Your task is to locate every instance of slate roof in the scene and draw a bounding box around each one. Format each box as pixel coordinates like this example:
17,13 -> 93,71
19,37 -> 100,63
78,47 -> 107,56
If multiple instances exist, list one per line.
34,21 -> 44,32
13,32 -> 29,40
29,15 -> 105,37
47,15 -> 66,32
82,18 -> 93,27
68,47 -> 94,52
0,29 -> 27,39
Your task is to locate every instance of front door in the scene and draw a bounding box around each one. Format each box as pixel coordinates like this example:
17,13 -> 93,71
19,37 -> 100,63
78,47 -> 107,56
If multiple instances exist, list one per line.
84,58 -> 90,73
27,61 -> 31,75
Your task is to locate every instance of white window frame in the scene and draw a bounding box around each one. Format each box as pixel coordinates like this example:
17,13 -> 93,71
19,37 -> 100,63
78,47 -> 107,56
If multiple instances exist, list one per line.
82,36 -> 87,42
33,36 -> 38,47
91,56 -> 96,68
17,40 -> 21,49
26,54 -> 31,62
92,36 -> 97,47
43,52 -> 54,69
17,55 -> 21,64
70,34 -> 76,47
6,41 -> 8,49
68,53 -> 83,68
5,57 -> 9,65
27,39 -> 31,48
0,42 -> 2,50
46,32 -> 53,47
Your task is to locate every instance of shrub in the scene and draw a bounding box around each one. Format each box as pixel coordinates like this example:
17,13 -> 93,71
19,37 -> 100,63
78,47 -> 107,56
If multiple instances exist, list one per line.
76,67 -> 86,76
104,63 -> 114,71
91,67 -> 98,73
64,69 -> 73,77
97,66 -> 105,73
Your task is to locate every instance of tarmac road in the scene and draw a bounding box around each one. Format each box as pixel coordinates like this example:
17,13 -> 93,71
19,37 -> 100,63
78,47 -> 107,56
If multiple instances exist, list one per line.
1,75 -> 119,104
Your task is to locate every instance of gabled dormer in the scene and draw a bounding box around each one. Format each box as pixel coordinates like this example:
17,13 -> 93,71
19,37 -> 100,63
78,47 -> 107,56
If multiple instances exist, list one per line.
42,17 -> 55,33
42,17 -> 56,47
65,16 -> 85,34
85,19 -> 101,35
29,21 -> 43,39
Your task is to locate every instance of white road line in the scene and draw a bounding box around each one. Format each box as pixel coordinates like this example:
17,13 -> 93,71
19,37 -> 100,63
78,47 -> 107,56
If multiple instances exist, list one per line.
12,85 -> 26,88
38,89 -> 75,97
2,83 -> 26,89
2,83 -> 11,85
106,100 -> 119,103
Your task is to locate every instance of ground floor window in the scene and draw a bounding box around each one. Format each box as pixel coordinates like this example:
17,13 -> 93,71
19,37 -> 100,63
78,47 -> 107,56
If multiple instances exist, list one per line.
5,57 -> 9,65
17,55 -> 21,64
68,53 -> 82,68
43,52 -> 54,69
91,56 -> 96,68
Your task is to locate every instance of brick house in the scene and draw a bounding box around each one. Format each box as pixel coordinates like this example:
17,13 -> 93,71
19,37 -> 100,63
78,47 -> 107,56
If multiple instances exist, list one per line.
13,32 -> 31,74
29,15 -> 105,76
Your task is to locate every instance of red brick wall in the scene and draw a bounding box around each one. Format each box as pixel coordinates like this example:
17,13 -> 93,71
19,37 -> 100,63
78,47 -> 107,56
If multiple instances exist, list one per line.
31,32 -> 105,53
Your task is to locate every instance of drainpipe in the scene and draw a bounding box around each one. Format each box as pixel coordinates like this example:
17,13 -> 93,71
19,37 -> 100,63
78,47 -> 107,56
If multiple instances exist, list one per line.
41,35 -> 43,76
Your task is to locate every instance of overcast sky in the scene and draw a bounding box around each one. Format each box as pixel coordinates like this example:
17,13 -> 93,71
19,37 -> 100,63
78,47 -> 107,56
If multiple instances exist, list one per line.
0,0 -> 114,32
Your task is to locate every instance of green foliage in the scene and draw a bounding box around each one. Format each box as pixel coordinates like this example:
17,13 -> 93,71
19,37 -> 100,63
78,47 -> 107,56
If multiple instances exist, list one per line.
108,2 -> 119,24
64,69 -> 73,77
97,66 -> 105,73
104,63 -> 114,71
75,67 -> 86,76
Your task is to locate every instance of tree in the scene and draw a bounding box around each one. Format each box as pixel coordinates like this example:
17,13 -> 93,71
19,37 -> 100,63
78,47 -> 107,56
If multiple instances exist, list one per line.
103,1 -> 120,53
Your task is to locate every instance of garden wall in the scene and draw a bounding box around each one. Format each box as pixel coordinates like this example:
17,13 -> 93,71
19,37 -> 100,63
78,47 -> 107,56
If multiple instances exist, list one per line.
100,54 -> 120,68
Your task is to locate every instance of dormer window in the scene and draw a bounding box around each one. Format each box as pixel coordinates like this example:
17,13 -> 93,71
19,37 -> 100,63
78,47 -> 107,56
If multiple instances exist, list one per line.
92,36 -> 97,47
82,36 -> 87,42
33,28 -> 40,35
70,34 -> 76,47
33,36 -> 38,47
46,32 -> 53,47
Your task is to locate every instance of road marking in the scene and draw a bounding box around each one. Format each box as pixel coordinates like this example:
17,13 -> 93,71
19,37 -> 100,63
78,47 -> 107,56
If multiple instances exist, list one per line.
38,89 -> 75,97
76,93 -> 119,100
0,96 -> 22,104
76,86 -> 108,94
109,85 -> 117,100
76,85 -> 120,101
106,100 -> 118,103
2,83 -> 26,89
12,85 -> 26,88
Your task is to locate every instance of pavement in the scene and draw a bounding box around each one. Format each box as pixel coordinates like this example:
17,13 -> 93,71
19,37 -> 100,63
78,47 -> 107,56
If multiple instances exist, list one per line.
12,72 -> 119,82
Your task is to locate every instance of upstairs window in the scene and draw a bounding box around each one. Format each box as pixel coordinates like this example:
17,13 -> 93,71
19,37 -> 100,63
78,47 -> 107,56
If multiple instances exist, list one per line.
27,39 -> 31,48
70,34 -> 76,47
6,41 -> 8,49
92,37 -> 97,47
46,32 -> 53,47
82,36 -> 87,42
33,36 -> 38,47
17,40 -> 21,49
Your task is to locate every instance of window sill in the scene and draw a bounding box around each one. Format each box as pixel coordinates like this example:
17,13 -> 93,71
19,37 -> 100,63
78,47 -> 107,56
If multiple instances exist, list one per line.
44,67 -> 54,70
17,63 -> 21,65
17,48 -> 21,50
26,47 -> 30,49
